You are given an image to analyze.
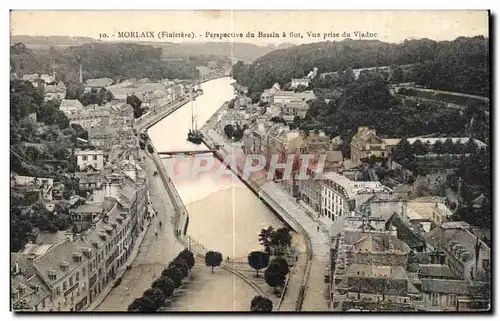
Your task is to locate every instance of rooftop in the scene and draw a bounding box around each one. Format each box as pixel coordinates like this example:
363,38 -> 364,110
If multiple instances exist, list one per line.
346,264 -> 408,279
86,78 -> 114,88
420,279 -> 471,295
274,90 -> 295,97
321,172 -> 392,198
418,264 -> 455,279
60,99 -> 83,111
73,203 -> 103,214
74,149 -> 104,156
32,239 -> 91,286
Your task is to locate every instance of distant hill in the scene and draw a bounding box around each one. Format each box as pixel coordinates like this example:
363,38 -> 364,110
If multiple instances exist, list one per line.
10,42 -> 199,81
10,35 -> 296,62
144,42 -> 296,63
233,36 -> 489,96
10,35 -> 96,47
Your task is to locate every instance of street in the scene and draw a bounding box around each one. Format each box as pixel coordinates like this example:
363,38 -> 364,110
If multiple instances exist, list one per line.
94,151 -> 184,311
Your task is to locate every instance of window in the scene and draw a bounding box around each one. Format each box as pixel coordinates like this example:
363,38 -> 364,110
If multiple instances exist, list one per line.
447,294 -> 457,307
76,272 -> 80,282
482,259 -> 490,270
82,156 -> 88,161
93,155 -> 97,160
83,267 -> 86,277
431,293 -> 439,306
69,277 -> 73,287
63,281 -> 67,291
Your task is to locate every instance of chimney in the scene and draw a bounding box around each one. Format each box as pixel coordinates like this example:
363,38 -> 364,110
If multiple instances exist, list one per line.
439,252 -> 446,265
79,64 -> 83,84
72,252 -> 82,263
82,248 -> 92,258
26,254 -> 36,267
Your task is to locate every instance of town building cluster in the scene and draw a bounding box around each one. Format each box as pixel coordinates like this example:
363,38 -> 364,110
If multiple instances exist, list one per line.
10,74 -> 158,311
11,138 -> 149,311
20,73 -> 67,102
225,77 -> 491,312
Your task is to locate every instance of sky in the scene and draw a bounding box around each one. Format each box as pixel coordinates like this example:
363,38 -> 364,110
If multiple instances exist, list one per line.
10,10 -> 489,45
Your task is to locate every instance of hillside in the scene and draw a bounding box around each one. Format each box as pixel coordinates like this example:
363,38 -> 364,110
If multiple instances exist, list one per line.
10,42 -> 200,81
148,42 -> 295,63
233,36 -> 489,96
10,35 -> 96,46
11,35 -> 296,63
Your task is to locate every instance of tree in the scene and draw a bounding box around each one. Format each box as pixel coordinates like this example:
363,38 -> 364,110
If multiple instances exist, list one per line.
250,92 -> 262,104
433,140 -> 443,154
128,298 -> 143,311
270,227 -> 292,253
271,257 -> 289,276
247,251 -> 270,277
127,94 -> 143,118
442,138 -> 455,154
412,139 -> 428,155
161,267 -> 184,287
264,262 -> 286,293
466,138 -> 478,154
224,124 -> 234,139
250,295 -> 273,312
151,276 -> 176,297
258,226 -> 274,253
205,251 -> 223,273
343,67 -> 356,85
168,258 -> 190,277
127,296 -> 156,312
177,249 -> 195,269
142,287 -> 165,310
391,65 -> 405,83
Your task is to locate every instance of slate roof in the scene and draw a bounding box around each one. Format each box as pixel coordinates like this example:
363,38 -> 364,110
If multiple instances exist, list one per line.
418,264 -> 455,279
60,99 -> 83,111
73,203 -> 103,214
11,273 -> 51,309
84,199 -> 125,249
32,239 -> 91,287
85,78 -> 114,88
420,279 -> 471,295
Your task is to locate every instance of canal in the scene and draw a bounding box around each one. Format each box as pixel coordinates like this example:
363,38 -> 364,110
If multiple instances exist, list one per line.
147,77 -> 286,260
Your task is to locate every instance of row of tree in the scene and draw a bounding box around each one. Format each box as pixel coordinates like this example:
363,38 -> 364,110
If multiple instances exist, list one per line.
392,137 -> 479,160
128,249 -> 195,312
258,226 -> 293,255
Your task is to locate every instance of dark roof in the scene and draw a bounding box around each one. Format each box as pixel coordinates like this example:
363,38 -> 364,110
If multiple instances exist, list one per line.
385,212 -> 426,249
418,264 -> 455,279
420,279 -> 471,295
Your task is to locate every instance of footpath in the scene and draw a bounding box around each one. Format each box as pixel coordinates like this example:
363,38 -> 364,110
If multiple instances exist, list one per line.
86,180 -> 155,311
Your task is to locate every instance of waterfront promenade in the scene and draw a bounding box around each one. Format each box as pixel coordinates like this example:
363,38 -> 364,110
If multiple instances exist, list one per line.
200,111 -> 331,311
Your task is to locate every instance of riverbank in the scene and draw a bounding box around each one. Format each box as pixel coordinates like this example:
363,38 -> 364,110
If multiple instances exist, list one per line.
134,77 -> 275,310
135,92 -> 202,132
199,103 -> 330,311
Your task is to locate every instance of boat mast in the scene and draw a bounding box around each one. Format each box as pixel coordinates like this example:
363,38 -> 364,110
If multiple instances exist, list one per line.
190,91 -> 194,131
